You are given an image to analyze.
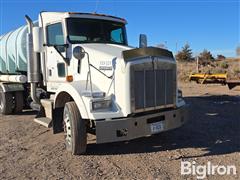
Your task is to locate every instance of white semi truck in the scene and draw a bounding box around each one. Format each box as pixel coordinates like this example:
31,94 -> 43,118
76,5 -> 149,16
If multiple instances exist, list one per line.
0,12 -> 187,154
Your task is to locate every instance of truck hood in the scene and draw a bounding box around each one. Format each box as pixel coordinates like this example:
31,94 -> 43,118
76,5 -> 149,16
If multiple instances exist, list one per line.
75,43 -> 133,59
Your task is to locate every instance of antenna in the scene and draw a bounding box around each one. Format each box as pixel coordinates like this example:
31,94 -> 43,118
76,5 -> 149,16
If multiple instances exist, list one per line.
94,0 -> 100,13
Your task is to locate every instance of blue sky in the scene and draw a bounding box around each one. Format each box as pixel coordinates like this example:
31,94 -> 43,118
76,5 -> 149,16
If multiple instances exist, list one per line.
0,0 -> 239,57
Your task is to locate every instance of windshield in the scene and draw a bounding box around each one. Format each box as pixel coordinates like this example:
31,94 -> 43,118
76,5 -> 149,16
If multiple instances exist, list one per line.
66,18 -> 127,45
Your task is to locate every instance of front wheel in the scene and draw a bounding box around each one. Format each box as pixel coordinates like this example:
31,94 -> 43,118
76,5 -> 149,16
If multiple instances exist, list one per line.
63,101 -> 87,155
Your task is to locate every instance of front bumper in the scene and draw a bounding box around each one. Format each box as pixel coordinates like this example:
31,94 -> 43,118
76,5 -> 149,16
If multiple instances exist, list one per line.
95,105 -> 188,144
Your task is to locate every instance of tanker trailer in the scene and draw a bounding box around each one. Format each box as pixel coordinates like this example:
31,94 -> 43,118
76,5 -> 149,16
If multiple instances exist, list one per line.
0,12 -> 187,155
0,25 -> 29,114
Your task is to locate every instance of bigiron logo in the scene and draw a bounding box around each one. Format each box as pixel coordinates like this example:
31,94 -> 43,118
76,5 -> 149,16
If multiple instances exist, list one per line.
181,160 -> 237,179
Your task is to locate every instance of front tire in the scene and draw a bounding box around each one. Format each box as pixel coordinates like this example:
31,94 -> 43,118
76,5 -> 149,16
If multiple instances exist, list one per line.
63,101 -> 87,155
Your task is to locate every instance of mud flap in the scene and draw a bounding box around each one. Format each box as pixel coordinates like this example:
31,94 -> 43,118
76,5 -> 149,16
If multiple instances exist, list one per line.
52,107 -> 64,134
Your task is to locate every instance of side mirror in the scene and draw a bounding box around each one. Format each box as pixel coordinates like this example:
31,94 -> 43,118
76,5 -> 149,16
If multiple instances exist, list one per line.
139,34 -> 147,48
73,46 -> 85,60
33,27 -> 44,52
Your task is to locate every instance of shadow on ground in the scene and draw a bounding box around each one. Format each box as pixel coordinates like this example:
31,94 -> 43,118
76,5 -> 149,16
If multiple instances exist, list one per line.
86,95 -> 240,157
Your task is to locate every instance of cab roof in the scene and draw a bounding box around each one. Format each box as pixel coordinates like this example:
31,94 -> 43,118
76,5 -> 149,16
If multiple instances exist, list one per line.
40,11 -> 127,25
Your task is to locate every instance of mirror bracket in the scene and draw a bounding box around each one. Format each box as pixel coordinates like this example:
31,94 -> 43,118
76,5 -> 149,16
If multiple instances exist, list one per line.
43,44 -> 70,65
53,45 -> 70,65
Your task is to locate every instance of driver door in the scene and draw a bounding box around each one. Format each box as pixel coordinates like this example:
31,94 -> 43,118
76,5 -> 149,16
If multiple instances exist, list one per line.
45,22 -> 67,91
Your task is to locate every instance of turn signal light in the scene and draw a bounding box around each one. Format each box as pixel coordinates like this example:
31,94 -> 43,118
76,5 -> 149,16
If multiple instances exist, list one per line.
66,75 -> 73,82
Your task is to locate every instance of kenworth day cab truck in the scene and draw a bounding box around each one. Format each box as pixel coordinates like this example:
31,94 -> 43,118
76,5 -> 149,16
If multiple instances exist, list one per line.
0,12 -> 187,155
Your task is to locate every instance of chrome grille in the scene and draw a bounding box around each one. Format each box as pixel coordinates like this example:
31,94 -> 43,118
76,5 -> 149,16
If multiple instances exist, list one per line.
130,60 -> 176,113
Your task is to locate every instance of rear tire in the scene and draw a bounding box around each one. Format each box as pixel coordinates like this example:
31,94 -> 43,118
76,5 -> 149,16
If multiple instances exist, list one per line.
63,101 -> 87,155
14,91 -> 24,113
0,87 -> 13,115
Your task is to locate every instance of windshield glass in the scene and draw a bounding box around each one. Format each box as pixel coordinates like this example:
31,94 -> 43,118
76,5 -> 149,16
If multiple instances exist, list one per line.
66,18 -> 127,45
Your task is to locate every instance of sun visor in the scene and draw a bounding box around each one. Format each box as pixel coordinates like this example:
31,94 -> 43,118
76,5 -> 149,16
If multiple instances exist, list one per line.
122,47 -> 174,62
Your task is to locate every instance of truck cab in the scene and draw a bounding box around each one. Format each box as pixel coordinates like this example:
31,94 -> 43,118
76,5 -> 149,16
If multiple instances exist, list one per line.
0,12 -> 187,155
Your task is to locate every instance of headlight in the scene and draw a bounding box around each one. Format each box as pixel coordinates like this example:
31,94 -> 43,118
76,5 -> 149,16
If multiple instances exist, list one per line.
91,98 -> 112,111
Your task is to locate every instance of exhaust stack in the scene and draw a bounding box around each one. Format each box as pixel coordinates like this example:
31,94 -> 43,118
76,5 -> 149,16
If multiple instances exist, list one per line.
25,15 -> 40,105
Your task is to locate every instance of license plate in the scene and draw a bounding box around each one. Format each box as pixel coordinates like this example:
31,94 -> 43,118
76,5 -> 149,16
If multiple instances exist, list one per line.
150,121 -> 164,134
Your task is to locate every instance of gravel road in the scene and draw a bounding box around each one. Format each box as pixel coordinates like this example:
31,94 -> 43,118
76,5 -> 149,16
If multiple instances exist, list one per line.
0,82 -> 239,179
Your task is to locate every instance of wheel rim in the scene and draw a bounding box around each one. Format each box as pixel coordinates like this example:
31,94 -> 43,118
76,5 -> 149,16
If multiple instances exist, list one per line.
64,112 -> 72,146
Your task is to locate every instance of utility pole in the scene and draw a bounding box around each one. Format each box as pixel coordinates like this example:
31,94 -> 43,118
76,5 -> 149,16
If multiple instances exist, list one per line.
196,56 -> 199,73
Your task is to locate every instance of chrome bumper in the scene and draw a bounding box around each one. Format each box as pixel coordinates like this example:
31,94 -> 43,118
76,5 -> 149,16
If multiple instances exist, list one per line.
95,105 -> 188,144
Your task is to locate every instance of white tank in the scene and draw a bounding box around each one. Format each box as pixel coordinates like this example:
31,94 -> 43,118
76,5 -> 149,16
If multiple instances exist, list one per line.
0,23 -> 37,74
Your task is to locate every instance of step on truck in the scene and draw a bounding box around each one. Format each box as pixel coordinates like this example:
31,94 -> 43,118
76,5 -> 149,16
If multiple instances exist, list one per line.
0,12 -> 188,155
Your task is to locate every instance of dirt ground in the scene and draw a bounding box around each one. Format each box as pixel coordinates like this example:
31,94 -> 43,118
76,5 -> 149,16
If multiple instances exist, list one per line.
0,82 -> 239,179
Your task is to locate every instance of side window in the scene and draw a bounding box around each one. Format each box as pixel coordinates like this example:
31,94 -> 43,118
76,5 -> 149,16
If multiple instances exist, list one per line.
57,63 -> 66,77
111,28 -> 123,43
47,23 -> 64,45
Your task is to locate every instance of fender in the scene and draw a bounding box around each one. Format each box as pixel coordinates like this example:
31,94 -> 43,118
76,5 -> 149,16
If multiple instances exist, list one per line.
54,81 -> 89,119
0,82 -> 24,92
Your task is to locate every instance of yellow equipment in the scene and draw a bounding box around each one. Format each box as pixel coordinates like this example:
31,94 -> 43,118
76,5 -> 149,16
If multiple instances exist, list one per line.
189,73 -> 227,84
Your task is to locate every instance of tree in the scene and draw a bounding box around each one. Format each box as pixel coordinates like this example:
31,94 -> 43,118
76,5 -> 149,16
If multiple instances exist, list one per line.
217,54 -> 226,60
198,49 -> 214,65
175,43 -> 193,61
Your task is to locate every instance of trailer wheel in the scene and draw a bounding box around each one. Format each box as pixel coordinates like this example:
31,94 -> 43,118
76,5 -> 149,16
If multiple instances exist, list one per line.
0,88 -> 13,115
14,91 -> 24,113
63,101 -> 87,155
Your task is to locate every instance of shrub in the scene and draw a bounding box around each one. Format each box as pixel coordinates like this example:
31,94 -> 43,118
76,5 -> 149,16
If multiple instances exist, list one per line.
219,61 -> 229,69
